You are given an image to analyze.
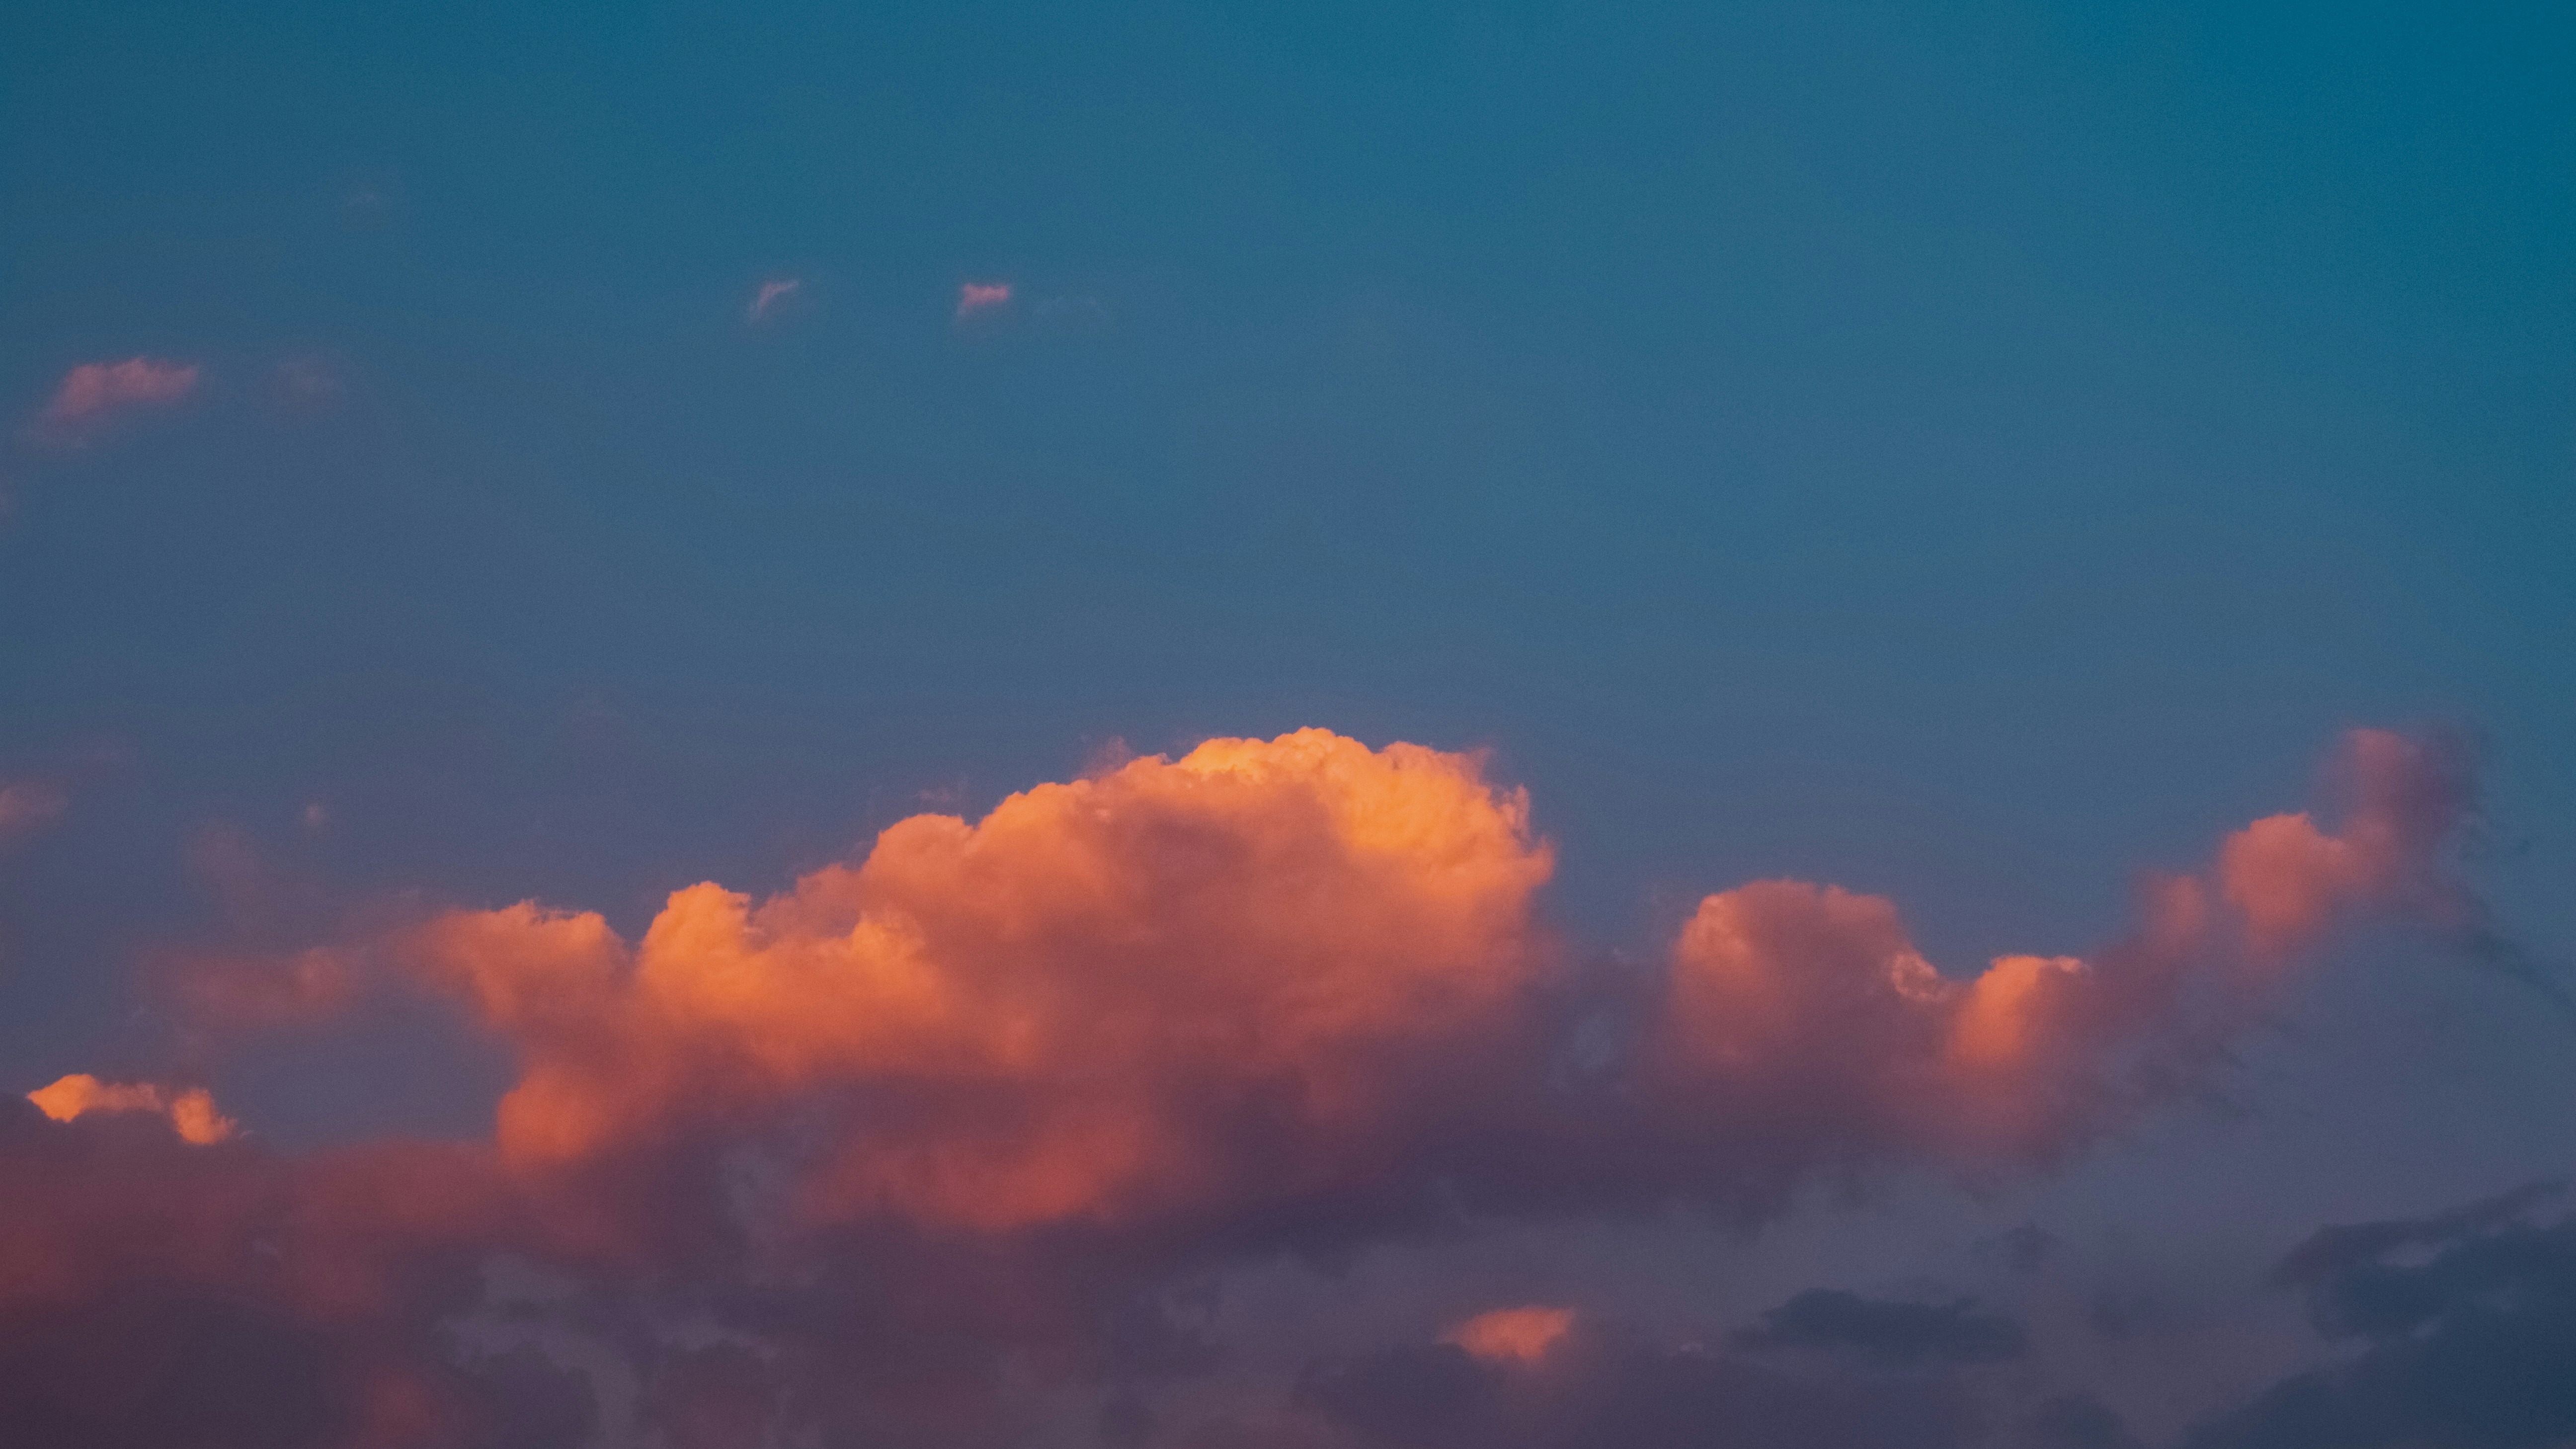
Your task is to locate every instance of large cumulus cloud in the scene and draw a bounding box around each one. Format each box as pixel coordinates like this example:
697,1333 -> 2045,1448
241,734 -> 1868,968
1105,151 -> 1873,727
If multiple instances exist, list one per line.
2,724 -> 2496,1445
409,729 -> 1556,1239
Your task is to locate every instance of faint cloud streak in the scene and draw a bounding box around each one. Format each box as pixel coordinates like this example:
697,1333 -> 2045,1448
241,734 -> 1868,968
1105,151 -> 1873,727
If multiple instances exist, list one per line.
747,277 -> 804,322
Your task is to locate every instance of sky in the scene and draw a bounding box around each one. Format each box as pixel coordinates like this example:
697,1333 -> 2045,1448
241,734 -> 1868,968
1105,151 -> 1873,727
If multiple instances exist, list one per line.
2,1 -> 2573,1446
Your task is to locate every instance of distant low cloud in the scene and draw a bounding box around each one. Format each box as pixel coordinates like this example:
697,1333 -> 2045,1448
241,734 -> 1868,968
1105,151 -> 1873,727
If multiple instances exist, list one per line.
747,276 -> 804,322
956,280 -> 1013,320
30,357 -> 200,444
0,778 -> 68,847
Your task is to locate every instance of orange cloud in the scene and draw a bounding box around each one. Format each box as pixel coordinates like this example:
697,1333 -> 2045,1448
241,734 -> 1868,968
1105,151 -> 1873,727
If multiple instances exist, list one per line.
1445,1305 -> 1577,1365
31,357 -> 199,443
409,728 -> 1554,1231
27,1074 -> 238,1145
956,281 -> 1012,320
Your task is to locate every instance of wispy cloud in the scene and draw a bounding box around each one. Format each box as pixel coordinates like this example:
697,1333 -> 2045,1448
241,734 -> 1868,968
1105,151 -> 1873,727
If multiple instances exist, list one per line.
747,276 -> 804,322
269,352 -> 345,413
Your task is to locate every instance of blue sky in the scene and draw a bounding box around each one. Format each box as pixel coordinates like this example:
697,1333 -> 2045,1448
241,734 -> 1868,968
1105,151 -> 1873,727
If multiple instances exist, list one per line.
2,3 -> 2572,1446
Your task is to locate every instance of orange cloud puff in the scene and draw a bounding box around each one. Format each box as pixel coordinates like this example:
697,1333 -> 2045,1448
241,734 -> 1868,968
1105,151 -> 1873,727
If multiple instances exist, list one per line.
1445,1305 -> 1577,1365
409,729 -> 1556,1231
27,1074 -> 237,1145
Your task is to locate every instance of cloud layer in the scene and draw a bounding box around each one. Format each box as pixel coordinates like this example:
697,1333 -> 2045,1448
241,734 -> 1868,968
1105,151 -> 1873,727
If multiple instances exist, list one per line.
0,724 -> 2496,1445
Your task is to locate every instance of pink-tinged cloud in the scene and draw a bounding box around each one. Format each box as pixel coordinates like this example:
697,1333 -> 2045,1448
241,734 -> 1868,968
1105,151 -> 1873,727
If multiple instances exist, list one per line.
26,1075 -> 237,1145
956,281 -> 1013,320
32,357 -> 200,442
747,277 -> 803,322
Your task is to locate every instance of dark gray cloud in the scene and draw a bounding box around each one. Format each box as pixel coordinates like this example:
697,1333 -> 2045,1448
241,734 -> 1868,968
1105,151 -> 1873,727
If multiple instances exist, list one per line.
2017,1394 -> 2141,1449
2186,1183 -> 2576,1449
2267,1179 -> 2568,1295
0,1288 -> 349,1449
